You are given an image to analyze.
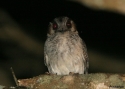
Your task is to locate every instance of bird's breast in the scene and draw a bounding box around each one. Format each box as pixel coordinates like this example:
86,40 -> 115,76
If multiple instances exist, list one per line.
46,32 -> 83,59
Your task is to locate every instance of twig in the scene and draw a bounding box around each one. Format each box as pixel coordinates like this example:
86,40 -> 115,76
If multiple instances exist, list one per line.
10,67 -> 18,86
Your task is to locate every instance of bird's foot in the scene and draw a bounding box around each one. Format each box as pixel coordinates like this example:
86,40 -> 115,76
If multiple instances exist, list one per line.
69,72 -> 79,76
45,72 -> 57,75
45,72 -> 50,75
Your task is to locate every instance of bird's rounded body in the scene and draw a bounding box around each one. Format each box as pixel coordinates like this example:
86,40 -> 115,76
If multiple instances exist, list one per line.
44,17 -> 89,75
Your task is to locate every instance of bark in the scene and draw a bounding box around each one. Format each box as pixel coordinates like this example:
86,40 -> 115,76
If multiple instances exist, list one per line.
16,73 -> 125,89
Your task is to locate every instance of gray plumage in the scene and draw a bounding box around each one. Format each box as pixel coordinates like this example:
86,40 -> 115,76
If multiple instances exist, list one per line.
44,17 -> 89,75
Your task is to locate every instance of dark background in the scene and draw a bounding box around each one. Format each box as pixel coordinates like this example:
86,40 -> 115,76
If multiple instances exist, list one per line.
0,0 -> 124,54
0,0 -> 125,86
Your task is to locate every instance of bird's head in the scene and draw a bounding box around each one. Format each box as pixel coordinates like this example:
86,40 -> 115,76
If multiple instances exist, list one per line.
48,16 -> 78,36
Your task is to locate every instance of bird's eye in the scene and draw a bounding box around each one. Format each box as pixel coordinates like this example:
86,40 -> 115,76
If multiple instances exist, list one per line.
52,22 -> 58,30
66,19 -> 72,28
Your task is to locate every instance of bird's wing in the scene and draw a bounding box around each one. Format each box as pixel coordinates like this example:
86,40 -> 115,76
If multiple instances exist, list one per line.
44,44 -> 49,66
82,40 -> 89,74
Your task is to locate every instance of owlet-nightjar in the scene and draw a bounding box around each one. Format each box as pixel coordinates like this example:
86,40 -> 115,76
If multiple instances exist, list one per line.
44,16 -> 89,75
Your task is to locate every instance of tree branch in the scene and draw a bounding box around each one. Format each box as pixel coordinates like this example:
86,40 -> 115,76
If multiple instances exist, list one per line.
17,73 -> 125,89
71,0 -> 125,15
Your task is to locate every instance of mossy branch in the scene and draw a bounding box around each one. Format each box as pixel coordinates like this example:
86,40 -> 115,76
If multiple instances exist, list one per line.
11,73 -> 125,89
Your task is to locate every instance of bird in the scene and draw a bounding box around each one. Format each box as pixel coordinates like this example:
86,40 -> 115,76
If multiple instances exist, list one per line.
44,16 -> 89,75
